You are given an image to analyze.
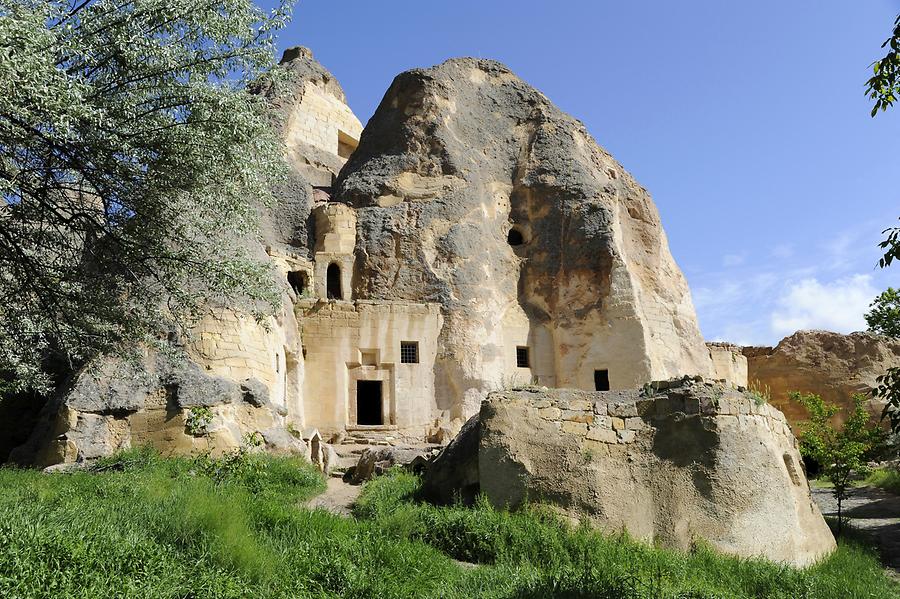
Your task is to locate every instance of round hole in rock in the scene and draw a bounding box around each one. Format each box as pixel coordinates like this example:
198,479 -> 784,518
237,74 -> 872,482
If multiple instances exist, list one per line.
507,228 -> 525,246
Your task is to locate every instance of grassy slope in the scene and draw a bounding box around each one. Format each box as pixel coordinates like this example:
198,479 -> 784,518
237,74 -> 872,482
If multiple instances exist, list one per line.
0,450 -> 896,599
865,468 -> 900,495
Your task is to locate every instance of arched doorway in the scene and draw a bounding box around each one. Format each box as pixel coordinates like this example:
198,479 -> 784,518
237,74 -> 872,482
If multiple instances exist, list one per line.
327,263 -> 342,300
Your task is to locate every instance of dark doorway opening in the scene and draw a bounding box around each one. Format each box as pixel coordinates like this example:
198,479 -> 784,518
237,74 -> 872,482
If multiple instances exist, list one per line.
507,228 -> 524,246
287,271 -> 308,296
594,369 -> 610,391
356,380 -> 383,425
327,263 -> 342,300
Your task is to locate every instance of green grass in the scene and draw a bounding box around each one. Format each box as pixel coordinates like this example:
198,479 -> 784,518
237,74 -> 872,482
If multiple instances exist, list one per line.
0,449 -> 897,598
864,468 -> 900,495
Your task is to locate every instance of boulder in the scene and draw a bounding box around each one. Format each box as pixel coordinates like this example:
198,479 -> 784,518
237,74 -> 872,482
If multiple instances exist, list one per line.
347,446 -> 438,484
422,381 -> 835,567
744,330 -> 900,426
260,427 -> 307,456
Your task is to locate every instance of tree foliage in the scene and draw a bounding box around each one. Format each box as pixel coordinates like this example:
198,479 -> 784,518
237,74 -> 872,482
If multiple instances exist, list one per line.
792,392 -> 886,534
866,14 -> 900,116
0,0 -> 291,390
866,16 -> 900,432
865,287 -> 900,338
866,288 -> 900,434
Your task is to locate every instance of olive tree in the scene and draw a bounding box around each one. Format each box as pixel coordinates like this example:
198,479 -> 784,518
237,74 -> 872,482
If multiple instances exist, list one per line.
0,0 -> 291,390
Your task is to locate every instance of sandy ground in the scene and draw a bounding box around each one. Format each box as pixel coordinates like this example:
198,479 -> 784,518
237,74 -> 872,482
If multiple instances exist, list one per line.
305,476 -> 362,516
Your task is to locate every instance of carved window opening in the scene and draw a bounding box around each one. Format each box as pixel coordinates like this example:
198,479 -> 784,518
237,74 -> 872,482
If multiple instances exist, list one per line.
288,271 -> 308,296
516,346 -> 530,368
507,227 -> 525,246
400,341 -> 419,364
326,263 -> 342,300
357,380 -> 383,425
594,369 -> 610,391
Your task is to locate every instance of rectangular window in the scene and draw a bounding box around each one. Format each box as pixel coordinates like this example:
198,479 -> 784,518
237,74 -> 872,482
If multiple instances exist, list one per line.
516,346 -> 530,368
594,369 -> 610,391
400,341 -> 419,364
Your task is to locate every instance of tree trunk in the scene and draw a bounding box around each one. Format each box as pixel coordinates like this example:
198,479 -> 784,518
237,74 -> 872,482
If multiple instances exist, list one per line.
837,497 -> 843,536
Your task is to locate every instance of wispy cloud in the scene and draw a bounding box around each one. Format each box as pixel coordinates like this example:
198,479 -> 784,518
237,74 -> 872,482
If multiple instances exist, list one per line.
722,253 -> 746,267
770,274 -> 876,336
770,243 -> 794,259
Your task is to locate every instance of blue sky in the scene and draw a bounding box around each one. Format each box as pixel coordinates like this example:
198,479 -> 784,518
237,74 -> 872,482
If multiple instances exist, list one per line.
262,1 -> 900,346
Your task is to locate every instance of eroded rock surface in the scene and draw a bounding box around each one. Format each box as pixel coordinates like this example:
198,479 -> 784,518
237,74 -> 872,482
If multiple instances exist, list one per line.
9,350 -> 306,468
745,330 -> 900,425
337,57 -> 714,420
421,379 -> 835,566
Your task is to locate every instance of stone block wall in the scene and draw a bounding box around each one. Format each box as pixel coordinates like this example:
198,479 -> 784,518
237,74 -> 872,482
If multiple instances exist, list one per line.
186,306 -> 304,424
706,342 -> 749,388
298,299 -> 443,436
284,81 -> 363,161
517,383 -> 795,455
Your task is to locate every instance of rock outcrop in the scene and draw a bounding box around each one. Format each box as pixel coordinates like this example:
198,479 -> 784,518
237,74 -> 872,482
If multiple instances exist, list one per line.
421,380 -> 835,566
336,58 -> 714,420
744,330 -> 900,426
9,350 -> 306,468
6,51 -> 728,466
8,47 -> 357,467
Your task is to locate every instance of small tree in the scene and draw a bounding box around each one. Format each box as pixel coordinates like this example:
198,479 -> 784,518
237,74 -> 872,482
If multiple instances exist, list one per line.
791,392 -> 886,535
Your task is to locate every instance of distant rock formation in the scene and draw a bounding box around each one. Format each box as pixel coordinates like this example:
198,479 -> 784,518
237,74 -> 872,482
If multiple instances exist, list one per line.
421,379 -> 836,567
744,330 -> 900,425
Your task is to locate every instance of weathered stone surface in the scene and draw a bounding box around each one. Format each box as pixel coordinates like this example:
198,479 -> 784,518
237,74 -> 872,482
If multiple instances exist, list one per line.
422,381 -> 835,566
9,350 -> 298,468
420,414 -> 481,504
745,330 -> 900,426
241,378 -> 271,408
337,57 -> 714,420
168,364 -> 241,408
706,342 -> 748,388
347,445 -> 436,484
260,427 -> 307,457
61,356 -> 153,415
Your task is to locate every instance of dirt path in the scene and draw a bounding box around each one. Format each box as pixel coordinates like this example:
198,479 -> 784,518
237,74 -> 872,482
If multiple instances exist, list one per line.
306,477 -> 362,517
812,485 -> 900,575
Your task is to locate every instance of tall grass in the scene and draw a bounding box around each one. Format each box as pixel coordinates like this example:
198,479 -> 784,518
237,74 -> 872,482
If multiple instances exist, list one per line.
865,468 -> 900,494
0,451 -> 897,598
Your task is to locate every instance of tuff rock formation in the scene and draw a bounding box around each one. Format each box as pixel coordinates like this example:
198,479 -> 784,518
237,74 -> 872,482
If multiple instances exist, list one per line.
8,50 -> 725,466
337,57 -> 715,419
745,330 -> 900,426
8,349 -> 305,467
8,47 -> 355,467
421,379 -> 836,567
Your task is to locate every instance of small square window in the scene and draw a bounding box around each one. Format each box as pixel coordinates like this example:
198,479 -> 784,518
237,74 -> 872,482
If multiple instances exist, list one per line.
516,346 -> 530,368
400,341 -> 419,364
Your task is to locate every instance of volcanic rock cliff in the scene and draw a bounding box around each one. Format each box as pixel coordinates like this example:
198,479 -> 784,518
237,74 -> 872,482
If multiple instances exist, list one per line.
336,58 -> 714,418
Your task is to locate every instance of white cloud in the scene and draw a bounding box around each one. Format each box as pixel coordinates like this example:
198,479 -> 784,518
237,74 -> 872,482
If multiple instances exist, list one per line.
770,243 -> 794,259
770,274 -> 877,336
722,253 -> 746,267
